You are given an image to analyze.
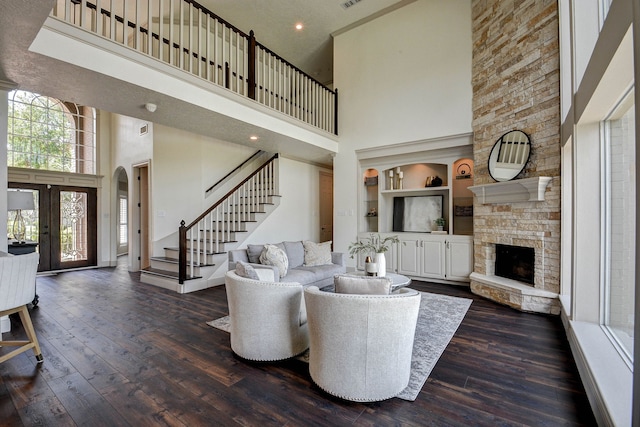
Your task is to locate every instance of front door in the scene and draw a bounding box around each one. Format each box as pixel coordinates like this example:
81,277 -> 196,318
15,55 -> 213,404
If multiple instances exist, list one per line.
8,183 -> 97,271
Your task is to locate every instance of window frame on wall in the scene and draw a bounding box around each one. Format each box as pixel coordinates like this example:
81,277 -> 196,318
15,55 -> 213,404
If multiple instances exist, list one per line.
118,195 -> 128,247
601,89 -> 635,366
7,90 -> 96,174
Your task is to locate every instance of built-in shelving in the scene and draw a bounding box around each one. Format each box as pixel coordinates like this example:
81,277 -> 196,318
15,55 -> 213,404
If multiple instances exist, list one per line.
359,152 -> 475,236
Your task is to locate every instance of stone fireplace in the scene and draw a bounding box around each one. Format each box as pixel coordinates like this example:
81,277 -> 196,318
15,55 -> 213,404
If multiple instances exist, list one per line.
495,244 -> 534,285
469,221 -> 560,314
470,0 -> 561,314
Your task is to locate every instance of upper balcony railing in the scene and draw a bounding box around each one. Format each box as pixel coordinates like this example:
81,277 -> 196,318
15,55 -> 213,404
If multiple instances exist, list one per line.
51,0 -> 338,134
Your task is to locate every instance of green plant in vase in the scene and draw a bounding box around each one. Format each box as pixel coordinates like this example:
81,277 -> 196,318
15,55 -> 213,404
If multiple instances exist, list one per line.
348,233 -> 400,277
434,217 -> 446,231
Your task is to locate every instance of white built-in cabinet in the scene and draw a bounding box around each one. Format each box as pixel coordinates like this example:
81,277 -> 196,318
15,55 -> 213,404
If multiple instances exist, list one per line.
356,232 -> 473,283
357,140 -> 475,283
396,233 -> 473,282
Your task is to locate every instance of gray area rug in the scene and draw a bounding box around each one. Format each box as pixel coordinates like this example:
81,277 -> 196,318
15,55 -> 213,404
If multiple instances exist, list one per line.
207,290 -> 472,401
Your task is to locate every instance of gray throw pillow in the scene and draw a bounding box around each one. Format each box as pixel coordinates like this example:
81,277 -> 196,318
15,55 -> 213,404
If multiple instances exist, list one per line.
235,260 -> 260,280
247,244 -> 265,264
284,241 -> 305,268
334,274 -> 392,295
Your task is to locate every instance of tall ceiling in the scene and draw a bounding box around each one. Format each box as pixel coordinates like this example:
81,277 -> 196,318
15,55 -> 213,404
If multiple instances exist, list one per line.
0,0 -> 413,165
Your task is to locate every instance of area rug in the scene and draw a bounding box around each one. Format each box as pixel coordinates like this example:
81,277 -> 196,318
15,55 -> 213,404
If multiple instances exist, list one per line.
207,290 -> 472,401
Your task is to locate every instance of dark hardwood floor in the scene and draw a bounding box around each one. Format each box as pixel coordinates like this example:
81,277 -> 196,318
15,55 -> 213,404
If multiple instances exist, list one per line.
0,259 -> 596,426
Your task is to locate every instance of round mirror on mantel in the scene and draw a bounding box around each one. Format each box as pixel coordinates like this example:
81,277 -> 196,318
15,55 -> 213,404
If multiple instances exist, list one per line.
488,130 -> 531,182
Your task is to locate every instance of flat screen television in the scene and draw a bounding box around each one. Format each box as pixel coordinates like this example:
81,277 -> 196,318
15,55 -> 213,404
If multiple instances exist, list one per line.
393,195 -> 443,233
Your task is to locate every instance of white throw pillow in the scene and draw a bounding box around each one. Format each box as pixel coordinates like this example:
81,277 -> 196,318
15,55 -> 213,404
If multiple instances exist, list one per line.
259,244 -> 288,278
334,274 -> 392,295
303,241 -> 332,266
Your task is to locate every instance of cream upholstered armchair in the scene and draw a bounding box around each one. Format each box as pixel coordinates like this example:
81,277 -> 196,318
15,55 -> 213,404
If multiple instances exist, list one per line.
304,284 -> 421,402
0,252 -> 42,364
224,270 -> 309,361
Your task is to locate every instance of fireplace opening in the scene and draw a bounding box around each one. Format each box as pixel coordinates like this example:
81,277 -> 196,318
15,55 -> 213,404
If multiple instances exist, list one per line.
495,244 -> 534,285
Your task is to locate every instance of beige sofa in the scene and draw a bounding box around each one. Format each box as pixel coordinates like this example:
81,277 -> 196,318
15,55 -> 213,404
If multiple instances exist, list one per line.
227,241 -> 346,289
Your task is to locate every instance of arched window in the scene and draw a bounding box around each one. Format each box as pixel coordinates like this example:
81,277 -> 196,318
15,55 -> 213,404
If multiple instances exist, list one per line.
7,90 -> 95,174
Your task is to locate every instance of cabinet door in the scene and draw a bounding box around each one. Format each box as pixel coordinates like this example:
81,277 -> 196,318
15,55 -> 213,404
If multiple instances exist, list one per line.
421,239 -> 445,279
388,243 -> 397,273
446,239 -> 473,281
397,237 -> 420,276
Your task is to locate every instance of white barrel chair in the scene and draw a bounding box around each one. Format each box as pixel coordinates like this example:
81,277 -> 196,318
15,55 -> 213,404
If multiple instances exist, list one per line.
0,252 -> 42,364
304,285 -> 421,402
225,270 -> 309,361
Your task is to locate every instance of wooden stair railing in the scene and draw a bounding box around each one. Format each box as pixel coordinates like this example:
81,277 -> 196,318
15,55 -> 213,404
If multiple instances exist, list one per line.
53,0 -> 338,134
178,153 -> 279,284
205,150 -> 263,195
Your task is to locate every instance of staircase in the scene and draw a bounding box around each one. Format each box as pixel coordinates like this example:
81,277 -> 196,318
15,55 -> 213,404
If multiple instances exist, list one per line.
140,154 -> 280,293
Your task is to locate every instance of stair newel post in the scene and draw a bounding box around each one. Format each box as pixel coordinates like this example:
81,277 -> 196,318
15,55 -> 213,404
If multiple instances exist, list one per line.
274,154 -> 280,197
333,88 -> 338,135
248,30 -> 256,100
178,220 -> 187,284
214,207 -> 220,254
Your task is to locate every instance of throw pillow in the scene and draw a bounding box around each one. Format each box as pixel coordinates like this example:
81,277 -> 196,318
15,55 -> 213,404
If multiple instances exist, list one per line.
283,241 -> 305,269
303,240 -> 332,266
259,244 -> 289,278
334,274 -> 392,295
235,260 -> 260,280
247,244 -> 265,264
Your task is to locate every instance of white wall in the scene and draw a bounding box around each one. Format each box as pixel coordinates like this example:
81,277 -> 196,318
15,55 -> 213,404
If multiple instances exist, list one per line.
332,0 -> 472,264
243,156 -> 330,245
151,124 -> 256,253
110,119 -> 328,260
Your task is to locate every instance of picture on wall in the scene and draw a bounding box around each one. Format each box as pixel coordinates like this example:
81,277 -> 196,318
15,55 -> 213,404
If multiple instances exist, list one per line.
393,195 -> 443,233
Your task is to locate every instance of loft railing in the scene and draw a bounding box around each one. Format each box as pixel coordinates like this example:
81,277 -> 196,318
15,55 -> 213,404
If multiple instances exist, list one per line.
51,0 -> 338,134
178,153 -> 279,283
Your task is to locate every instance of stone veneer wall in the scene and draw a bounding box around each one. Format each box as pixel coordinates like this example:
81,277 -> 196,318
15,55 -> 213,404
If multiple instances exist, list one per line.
471,0 -> 561,313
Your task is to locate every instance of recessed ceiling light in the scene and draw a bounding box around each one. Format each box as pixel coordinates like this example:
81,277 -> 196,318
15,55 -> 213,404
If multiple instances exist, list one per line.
295,23 -> 303,30
250,135 -> 259,141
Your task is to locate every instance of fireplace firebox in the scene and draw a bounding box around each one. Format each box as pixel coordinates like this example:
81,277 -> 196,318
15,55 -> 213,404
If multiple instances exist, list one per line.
495,244 -> 535,285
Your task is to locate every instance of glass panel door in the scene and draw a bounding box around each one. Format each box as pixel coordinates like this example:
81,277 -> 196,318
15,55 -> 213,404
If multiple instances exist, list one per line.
60,190 -> 88,262
8,183 -> 97,271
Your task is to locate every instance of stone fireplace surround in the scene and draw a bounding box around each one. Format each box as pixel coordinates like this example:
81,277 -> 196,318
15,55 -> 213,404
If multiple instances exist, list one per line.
468,177 -> 560,315
469,232 -> 560,315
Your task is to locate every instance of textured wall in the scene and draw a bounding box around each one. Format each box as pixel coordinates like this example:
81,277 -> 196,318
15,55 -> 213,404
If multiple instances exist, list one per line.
471,0 -> 561,313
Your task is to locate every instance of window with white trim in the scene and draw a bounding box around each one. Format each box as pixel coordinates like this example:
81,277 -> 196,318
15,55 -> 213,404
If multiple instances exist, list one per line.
118,196 -> 128,246
7,90 -> 96,174
603,91 -> 635,363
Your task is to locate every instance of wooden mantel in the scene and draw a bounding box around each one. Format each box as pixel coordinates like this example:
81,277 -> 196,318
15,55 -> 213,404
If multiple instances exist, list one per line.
468,177 -> 553,204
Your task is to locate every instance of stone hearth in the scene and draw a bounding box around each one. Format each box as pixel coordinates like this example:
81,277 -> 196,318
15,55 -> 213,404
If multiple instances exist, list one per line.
469,230 -> 560,314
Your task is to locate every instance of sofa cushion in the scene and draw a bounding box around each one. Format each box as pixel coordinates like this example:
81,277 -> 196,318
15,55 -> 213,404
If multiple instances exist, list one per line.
247,244 -> 264,264
281,268 -> 317,285
235,260 -> 260,280
303,240 -> 332,266
291,263 -> 346,285
259,244 -> 289,278
284,241 -> 305,268
334,274 -> 392,295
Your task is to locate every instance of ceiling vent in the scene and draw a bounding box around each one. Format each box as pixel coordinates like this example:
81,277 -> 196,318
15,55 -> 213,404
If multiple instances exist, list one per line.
341,0 -> 363,10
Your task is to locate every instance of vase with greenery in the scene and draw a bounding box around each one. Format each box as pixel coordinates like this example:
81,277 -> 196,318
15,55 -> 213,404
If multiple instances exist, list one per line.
348,233 -> 400,277
434,217 -> 445,231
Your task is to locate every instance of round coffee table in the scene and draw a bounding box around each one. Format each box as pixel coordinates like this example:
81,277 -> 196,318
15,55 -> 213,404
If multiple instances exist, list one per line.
354,271 -> 411,292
